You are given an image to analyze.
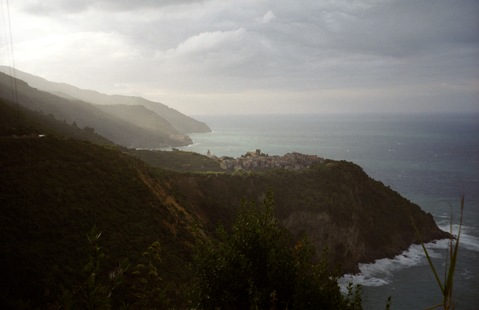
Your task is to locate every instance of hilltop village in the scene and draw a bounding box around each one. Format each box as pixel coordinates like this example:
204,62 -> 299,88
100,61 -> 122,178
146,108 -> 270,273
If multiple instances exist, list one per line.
208,149 -> 325,172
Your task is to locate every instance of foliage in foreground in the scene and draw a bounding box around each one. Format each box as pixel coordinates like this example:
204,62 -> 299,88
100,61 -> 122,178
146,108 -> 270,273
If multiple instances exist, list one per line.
54,195 -> 362,310
190,192 -> 362,309
55,228 -> 172,309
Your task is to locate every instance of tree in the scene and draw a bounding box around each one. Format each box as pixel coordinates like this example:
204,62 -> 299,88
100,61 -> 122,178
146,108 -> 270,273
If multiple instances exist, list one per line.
190,192 -> 361,309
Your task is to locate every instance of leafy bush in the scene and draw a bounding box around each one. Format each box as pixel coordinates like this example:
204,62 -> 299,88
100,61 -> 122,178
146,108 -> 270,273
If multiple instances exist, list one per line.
189,192 -> 362,309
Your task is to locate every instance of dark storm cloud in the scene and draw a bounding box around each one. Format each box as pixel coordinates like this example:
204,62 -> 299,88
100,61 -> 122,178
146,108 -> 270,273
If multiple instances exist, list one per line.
21,0 -> 210,15
7,0 -> 479,114
94,0 -> 211,11
332,0 -> 479,57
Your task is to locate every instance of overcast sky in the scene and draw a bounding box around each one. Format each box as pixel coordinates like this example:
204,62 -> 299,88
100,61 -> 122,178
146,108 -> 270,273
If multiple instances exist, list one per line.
1,0 -> 478,115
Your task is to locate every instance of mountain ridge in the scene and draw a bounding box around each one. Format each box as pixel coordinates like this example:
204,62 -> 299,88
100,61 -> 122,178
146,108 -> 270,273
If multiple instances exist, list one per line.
0,72 -> 193,148
0,66 -> 210,134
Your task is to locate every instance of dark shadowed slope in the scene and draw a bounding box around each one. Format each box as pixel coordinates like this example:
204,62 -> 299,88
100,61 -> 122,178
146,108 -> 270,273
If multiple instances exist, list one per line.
0,135 -> 204,308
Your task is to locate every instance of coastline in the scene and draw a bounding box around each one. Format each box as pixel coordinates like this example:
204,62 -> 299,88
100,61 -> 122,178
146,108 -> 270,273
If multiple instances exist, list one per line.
175,113 -> 479,309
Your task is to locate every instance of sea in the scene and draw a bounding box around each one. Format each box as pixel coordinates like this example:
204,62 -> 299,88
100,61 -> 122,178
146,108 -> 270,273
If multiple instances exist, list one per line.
174,113 -> 479,309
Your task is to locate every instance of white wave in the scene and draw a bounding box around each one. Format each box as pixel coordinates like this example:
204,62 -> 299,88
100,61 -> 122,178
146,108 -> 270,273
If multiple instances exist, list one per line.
458,233 -> 479,252
339,244 -> 425,292
437,224 -> 479,252
186,142 -> 201,147
339,242 -> 445,291
339,226 -> 479,292
338,273 -> 389,293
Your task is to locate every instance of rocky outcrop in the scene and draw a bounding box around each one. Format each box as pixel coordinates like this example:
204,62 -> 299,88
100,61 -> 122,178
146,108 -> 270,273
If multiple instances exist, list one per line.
283,209 -> 448,273
283,211 -> 365,272
279,161 -> 450,273
174,160 -> 450,274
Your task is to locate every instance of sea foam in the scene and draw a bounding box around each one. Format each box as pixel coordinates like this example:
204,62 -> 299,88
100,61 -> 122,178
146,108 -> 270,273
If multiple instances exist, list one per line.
339,243 -> 430,292
339,227 -> 479,292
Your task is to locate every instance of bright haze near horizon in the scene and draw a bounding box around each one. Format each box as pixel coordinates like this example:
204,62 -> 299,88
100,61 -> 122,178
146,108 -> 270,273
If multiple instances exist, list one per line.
1,0 -> 478,115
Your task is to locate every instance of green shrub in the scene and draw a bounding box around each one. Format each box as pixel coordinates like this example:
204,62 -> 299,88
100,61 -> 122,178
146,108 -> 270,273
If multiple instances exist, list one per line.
189,192 -> 362,309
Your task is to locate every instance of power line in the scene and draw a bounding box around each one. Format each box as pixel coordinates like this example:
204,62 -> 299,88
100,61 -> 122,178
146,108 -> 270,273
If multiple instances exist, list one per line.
1,0 -> 20,122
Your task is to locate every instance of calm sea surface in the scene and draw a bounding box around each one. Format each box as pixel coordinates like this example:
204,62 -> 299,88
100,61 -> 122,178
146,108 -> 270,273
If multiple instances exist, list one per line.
176,113 -> 479,309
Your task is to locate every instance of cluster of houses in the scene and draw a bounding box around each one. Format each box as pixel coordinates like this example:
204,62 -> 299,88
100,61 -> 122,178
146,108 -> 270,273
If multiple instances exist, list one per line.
208,149 -> 324,172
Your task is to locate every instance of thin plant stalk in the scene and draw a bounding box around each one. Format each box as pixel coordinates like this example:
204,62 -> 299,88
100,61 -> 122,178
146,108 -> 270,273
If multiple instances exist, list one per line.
413,195 -> 464,310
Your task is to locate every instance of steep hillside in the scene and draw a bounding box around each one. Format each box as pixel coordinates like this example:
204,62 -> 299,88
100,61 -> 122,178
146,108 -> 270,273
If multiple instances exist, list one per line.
98,95 -> 211,134
0,72 -> 191,147
0,97 -> 114,145
0,66 -> 211,134
96,104 -> 192,145
170,162 -> 449,273
0,136 -> 204,308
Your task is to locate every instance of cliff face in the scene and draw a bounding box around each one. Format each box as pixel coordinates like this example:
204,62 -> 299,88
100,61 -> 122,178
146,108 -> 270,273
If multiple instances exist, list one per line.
283,162 -> 449,273
283,211 -> 366,272
283,209 -> 446,273
173,160 -> 449,273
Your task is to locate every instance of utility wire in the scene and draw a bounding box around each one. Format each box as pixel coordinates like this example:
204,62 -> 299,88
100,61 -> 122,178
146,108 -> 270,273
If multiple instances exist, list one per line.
1,0 -> 20,123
